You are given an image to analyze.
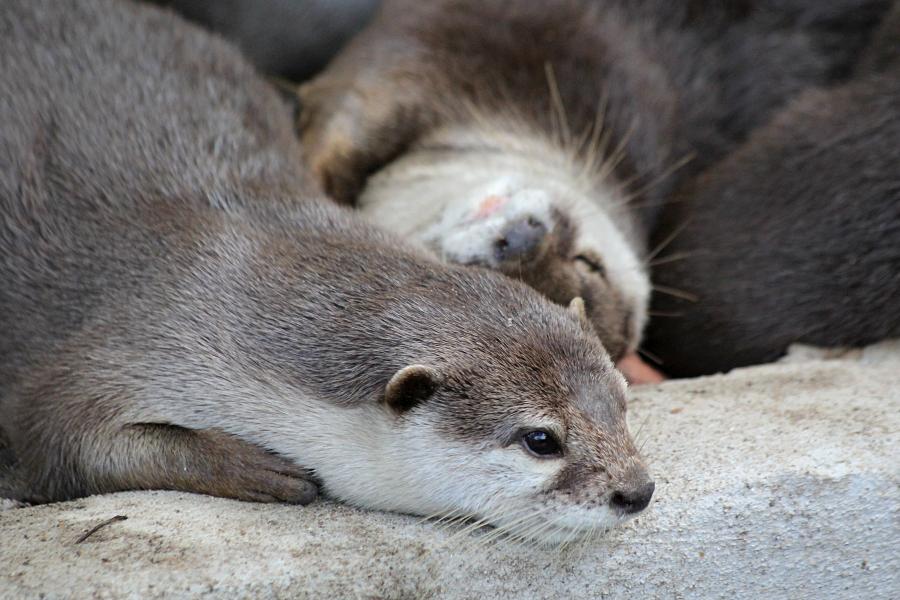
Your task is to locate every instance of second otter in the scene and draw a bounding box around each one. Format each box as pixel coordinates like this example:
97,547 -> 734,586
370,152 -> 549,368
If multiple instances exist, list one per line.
298,0 -> 889,378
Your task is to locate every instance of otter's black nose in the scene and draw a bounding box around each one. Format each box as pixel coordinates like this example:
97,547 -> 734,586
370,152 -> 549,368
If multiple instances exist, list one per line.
494,215 -> 548,262
610,481 -> 655,515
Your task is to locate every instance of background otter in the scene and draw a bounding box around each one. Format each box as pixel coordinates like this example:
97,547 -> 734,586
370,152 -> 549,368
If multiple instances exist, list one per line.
644,36 -> 900,376
147,0 -> 380,81
0,0 -> 653,542
124,0 -> 899,379
292,0 -> 892,379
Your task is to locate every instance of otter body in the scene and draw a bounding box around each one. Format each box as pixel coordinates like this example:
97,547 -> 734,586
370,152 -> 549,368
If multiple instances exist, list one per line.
0,0 -> 652,542
645,65 -> 900,376
145,0 -> 380,80
298,0 -> 890,369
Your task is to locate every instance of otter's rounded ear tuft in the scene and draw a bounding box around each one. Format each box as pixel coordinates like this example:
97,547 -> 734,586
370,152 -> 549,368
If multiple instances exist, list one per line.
384,365 -> 442,413
568,296 -> 588,322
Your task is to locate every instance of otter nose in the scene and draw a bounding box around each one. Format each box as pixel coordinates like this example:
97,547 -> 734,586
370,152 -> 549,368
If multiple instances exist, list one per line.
493,215 -> 548,262
610,481 -> 655,515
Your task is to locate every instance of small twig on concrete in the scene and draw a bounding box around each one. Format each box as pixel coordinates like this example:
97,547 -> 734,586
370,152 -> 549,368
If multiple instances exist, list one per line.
74,515 -> 128,544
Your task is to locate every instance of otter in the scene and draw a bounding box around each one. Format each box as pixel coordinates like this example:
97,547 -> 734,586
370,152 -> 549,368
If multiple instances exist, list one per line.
145,0 -> 380,81
297,0 -> 891,380
0,0 -> 653,543
643,41 -> 900,376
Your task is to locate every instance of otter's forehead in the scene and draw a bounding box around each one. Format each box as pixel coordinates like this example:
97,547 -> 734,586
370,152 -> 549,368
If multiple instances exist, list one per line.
487,326 -> 627,423
568,367 -> 628,423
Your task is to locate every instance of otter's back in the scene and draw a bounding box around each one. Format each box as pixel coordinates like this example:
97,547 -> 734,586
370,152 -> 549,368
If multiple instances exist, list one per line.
0,0 -> 316,387
0,0 -> 311,212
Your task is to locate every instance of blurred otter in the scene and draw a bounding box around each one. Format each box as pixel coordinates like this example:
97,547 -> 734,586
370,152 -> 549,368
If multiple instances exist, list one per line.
296,0 -> 890,380
645,47 -> 900,376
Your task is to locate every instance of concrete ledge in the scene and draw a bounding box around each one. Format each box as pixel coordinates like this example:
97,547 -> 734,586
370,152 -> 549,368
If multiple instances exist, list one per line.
2,343 -> 898,598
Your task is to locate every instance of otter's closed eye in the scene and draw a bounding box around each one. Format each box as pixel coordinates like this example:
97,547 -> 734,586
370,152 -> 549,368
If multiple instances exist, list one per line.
575,253 -> 606,278
521,429 -> 563,457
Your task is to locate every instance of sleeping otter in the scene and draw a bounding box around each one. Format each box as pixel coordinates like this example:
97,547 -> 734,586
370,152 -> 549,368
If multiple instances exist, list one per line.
296,0 -> 890,378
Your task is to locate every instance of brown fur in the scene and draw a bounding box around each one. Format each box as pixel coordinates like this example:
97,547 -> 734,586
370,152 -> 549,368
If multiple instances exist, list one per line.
497,212 -> 634,359
857,0 -> 900,74
645,69 -> 900,376
300,0 -> 888,210
0,0 -> 648,524
298,0 -> 890,361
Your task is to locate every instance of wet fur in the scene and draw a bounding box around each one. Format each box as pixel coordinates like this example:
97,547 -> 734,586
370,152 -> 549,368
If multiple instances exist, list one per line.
0,0 -> 649,540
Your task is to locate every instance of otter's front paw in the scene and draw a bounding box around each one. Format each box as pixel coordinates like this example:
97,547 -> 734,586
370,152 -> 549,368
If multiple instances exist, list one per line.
297,68 -> 431,204
195,431 -> 319,505
229,451 -> 319,505
153,427 -> 319,505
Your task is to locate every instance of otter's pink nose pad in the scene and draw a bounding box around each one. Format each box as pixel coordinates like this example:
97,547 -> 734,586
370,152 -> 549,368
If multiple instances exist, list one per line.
494,216 -> 548,262
473,194 -> 509,219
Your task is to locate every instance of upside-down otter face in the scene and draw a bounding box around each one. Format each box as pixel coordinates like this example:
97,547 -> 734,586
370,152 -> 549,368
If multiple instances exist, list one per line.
358,127 -> 651,361
296,0 -> 660,374
418,176 -> 637,360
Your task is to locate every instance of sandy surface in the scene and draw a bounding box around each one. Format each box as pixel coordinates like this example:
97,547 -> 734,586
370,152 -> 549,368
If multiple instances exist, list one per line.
1,342 -> 898,599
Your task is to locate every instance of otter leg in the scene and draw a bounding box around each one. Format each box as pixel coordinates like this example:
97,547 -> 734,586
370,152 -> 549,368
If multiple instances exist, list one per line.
15,421 -> 318,505
106,424 -> 320,504
4,349 -> 320,504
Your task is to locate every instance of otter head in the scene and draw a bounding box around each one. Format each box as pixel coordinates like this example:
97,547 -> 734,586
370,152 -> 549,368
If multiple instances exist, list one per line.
336,296 -> 654,545
358,125 -> 651,362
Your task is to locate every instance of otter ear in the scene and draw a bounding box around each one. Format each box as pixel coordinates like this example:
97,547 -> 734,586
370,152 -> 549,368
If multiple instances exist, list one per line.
384,365 -> 442,413
568,296 -> 588,322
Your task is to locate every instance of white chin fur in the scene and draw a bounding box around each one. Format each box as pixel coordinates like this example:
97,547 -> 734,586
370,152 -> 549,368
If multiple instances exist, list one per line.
358,124 -> 650,350
421,181 -> 555,268
490,506 -> 626,546
273,401 -> 630,544
158,370 -> 632,545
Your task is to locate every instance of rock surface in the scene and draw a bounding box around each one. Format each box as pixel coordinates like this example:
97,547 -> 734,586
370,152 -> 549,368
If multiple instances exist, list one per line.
2,343 -> 898,599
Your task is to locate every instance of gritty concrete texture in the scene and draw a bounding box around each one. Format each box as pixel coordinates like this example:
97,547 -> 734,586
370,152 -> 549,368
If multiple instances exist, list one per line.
2,342 -> 898,599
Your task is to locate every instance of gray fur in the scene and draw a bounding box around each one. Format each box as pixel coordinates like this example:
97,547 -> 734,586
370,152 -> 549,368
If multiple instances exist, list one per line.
295,0 -> 892,369
146,0 -> 380,80
0,0 -> 645,532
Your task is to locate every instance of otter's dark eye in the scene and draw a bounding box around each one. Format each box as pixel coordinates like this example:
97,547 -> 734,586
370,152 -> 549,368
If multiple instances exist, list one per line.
521,430 -> 562,457
575,253 -> 606,278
